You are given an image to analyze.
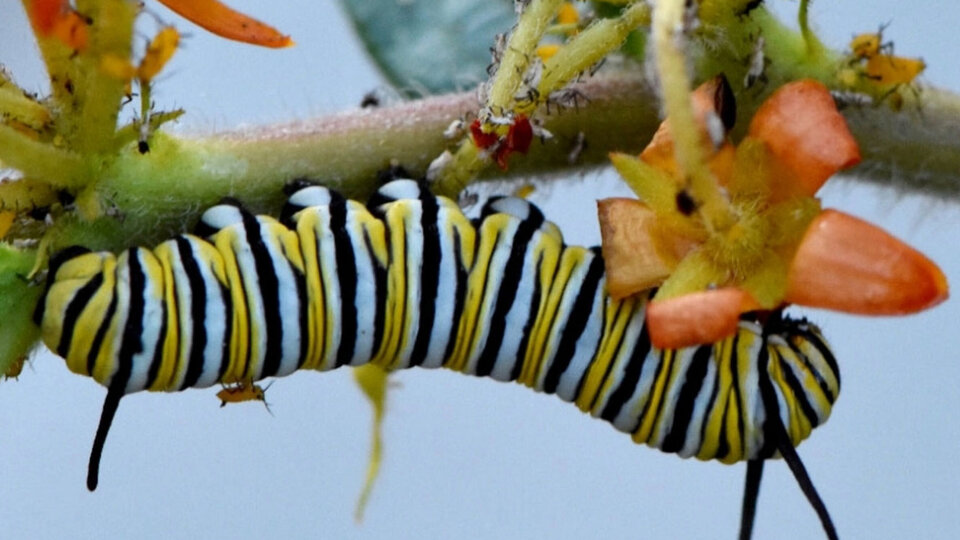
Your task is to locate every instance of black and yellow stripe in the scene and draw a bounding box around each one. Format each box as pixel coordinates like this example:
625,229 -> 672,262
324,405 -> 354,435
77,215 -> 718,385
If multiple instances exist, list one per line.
34,179 -> 841,537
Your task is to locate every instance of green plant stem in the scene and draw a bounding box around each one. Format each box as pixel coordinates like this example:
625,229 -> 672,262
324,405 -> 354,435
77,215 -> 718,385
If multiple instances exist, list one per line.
797,0 -> 821,57
73,0 -> 135,154
0,85 -> 50,129
487,0 -> 563,112
841,86 -> 960,196
19,0 -> 79,125
0,124 -> 83,187
652,0 -> 734,232
42,72 -> 960,254
55,72 -> 660,251
534,2 -> 650,107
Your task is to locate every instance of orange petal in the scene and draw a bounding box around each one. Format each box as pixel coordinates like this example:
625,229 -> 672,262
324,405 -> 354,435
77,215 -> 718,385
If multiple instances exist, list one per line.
639,117 -> 681,177
29,0 -> 65,34
708,142 -> 736,188
52,11 -> 89,50
785,209 -> 948,314
646,288 -> 761,349
640,75 -> 736,176
29,0 -> 88,50
748,80 -> 860,198
598,198 -> 696,299
158,0 -> 293,48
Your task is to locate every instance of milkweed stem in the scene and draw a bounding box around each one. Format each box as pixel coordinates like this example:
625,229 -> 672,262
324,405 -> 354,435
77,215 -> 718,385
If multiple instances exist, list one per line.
652,0 -> 734,232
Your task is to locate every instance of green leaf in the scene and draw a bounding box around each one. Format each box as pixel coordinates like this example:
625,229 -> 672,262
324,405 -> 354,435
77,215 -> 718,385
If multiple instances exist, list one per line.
339,0 -> 515,94
0,245 -> 42,377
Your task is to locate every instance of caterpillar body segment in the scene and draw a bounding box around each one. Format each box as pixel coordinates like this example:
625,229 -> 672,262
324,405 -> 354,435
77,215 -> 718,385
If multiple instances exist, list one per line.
35,179 -> 840,537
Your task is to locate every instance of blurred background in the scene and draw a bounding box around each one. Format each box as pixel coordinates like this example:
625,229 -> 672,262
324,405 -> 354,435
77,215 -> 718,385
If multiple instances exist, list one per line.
1,1 -> 959,538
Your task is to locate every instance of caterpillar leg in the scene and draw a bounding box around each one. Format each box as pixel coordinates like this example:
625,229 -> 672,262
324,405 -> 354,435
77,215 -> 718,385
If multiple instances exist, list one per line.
739,459 -> 764,540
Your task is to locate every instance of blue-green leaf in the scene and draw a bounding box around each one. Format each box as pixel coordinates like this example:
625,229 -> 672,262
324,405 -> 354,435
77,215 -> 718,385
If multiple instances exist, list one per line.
339,0 -> 515,94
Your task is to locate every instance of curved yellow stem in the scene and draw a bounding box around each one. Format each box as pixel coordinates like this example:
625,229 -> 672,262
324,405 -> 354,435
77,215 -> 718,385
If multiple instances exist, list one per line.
532,2 -> 650,111
651,0 -> 733,231
487,0 -> 563,113
352,364 -> 391,522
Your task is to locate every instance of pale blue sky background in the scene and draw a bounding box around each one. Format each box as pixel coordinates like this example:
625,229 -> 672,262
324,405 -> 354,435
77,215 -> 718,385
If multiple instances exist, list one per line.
1,1 -> 959,538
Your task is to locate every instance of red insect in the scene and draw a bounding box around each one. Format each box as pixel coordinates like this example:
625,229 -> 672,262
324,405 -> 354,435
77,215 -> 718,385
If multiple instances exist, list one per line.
470,115 -> 535,170
469,119 -> 499,149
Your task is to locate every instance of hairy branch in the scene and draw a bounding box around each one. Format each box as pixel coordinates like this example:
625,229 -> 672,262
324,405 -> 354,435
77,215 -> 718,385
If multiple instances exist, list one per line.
44,72 -> 960,254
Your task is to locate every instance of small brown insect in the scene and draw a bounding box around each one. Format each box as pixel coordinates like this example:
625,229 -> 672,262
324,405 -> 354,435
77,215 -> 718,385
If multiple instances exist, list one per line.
3,356 -> 27,380
360,91 -> 380,108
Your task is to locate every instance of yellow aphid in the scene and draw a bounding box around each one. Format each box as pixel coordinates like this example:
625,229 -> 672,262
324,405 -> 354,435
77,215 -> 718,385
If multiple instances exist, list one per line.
846,25 -> 924,89
99,54 -> 137,81
866,54 -> 925,85
536,44 -> 561,62
138,27 -> 180,82
217,380 -> 273,414
850,32 -> 883,59
513,184 -> 536,199
849,20 -> 898,61
557,2 -> 579,25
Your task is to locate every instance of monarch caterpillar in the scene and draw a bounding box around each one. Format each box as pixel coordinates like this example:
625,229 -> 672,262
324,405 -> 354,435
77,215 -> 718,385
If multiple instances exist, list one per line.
35,179 -> 840,538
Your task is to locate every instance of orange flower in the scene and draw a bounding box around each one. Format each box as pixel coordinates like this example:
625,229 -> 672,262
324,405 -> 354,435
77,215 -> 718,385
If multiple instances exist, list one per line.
28,0 -> 89,50
602,78 -> 947,348
28,0 -> 292,50
157,0 -> 293,48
